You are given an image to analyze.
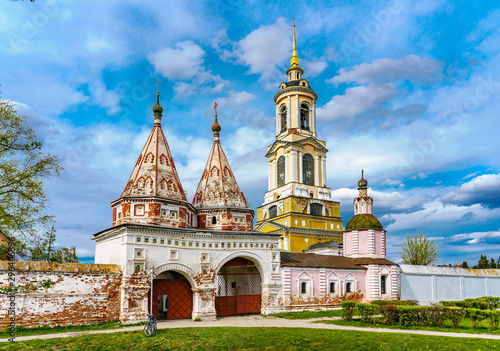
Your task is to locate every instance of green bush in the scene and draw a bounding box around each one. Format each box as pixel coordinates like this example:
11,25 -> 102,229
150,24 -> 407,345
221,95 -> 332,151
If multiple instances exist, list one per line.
483,310 -> 500,331
371,300 -> 417,306
341,301 -> 357,322
380,305 -> 399,325
397,305 -> 422,327
446,307 -> 467,329
466,298 -> 488,310
440,300 -> 469,308
424,306 -> 446,328
357,303 -> 380,323
468,308 -> 487,329
482,296 -> 500,310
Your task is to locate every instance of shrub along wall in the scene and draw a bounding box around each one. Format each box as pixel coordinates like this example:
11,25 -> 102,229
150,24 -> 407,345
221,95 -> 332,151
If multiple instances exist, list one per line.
0,261 -> 122,331
340,299 -> 500,332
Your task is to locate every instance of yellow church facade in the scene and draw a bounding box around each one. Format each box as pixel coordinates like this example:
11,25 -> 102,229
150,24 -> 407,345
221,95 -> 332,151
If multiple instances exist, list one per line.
256,21 -> 343,252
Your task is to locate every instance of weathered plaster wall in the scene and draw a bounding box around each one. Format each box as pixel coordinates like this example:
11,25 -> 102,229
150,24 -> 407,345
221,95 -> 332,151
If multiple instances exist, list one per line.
0,261 -> 121,331
400,265 -> 500,304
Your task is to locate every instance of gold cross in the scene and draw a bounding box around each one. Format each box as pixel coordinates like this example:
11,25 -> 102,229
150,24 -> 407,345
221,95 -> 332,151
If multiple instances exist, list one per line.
157,78 -> 159,93
214,102 -> 218,116
293,17 -> 295,27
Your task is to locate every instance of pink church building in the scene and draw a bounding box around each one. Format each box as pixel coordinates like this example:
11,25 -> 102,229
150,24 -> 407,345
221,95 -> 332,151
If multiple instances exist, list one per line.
278,172 -> 399,309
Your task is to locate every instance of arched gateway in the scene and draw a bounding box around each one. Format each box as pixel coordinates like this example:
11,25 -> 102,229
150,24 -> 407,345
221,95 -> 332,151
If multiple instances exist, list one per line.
149,271 -> 193,320
215,257 -> 262,316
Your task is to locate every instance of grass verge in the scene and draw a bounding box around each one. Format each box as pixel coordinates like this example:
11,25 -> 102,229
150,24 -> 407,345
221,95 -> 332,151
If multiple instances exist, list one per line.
1,327 -> 500,350
318,317 -> 500,335
271,309 -> 343,319
0,320 -> 143,339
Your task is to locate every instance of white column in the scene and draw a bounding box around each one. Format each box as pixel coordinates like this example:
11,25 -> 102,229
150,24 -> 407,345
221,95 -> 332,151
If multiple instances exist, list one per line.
285,151 -> 289,184
275,104 -> 279,135
286,96 -> 291,130
315,155 -> 320,186
312,100 -> 316,133
272,159 -> 276,189
322,155 -> 327,187
291,150 -> 297,182
268,159 -> 272,190
295,94 -> 299,129
298,150 -> 303,183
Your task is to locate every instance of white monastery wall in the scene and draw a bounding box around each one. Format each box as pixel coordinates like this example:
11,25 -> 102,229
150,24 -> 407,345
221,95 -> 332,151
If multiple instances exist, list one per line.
400,264 -> 500,305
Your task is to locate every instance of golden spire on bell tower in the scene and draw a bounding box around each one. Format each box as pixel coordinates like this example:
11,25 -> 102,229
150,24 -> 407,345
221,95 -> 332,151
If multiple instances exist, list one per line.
290,17 -> 299,67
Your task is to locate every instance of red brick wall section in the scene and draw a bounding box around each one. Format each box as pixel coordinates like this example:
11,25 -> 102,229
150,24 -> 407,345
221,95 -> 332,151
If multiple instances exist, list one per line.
0,261 -> 122,331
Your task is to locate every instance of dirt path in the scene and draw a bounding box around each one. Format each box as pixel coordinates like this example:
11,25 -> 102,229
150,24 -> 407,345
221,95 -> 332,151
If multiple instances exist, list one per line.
2,315 -> 500,343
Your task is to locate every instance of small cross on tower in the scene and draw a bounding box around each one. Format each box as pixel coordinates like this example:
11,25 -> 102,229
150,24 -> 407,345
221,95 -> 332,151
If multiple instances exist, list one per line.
214,102 -> 218,116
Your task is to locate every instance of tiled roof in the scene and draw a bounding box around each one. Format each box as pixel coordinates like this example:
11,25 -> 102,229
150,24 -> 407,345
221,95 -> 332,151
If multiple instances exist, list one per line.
351,257 -> 397,265
280,252 -> 365,270
305,240 -> 342,250
192,124 -> 247,209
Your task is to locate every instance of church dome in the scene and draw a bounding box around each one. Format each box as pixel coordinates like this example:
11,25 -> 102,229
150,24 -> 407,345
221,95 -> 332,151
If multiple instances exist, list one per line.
358,172 -> 368,188
345,214 -> 383,231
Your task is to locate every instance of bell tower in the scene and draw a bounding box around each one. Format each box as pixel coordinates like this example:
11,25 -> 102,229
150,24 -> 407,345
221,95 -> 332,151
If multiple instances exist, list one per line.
256,20 -> 343,252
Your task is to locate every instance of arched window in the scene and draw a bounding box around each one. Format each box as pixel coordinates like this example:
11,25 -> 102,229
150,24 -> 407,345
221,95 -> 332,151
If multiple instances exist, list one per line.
280,105 -> 287,132
329,281 -> 336,293
212,216 -> 217,224
303,153 -> 314,185
301,281 -> 307,294
381,275 -> 387,295
277,156 -> 285,187
346,282 -> 352,293
268,205 -> 277,218
300,103 -> 310,130
310,203 -> 322,216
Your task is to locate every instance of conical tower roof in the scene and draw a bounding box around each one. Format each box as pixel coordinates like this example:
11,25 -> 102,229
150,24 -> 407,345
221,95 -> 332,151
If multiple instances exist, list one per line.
121,91 -> 186,201
192,106 -> 247,208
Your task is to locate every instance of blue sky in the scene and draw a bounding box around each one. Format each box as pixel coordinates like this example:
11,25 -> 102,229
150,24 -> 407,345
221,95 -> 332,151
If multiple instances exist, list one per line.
1,0 -> 499,265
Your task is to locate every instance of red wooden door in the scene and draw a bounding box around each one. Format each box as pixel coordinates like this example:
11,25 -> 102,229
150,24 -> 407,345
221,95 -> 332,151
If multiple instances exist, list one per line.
150,278 -> 193,320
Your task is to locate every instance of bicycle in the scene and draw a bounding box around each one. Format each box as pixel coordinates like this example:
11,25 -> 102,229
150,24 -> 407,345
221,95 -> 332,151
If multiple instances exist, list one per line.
144,313 -> 157,336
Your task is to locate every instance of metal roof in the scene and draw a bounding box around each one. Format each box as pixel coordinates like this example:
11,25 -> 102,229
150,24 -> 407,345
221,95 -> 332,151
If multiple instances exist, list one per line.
280,252 -> 365,270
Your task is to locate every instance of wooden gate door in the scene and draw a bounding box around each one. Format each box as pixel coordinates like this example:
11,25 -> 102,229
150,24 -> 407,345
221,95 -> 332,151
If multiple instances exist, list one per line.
150,278 -> 193,320
215,258 -> 261,316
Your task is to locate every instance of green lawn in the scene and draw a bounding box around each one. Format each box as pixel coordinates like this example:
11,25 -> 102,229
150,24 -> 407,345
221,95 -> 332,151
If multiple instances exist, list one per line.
319,316 -> 500,335
1,327 -> 499,351
271,309 -> 343,319
0,320 -> 140,339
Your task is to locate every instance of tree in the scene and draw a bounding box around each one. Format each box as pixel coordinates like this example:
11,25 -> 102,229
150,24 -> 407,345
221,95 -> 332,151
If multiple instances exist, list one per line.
400,230 -> 439,265
462,261 -> 469,269
29,226 -> 78,263
491,258 -> 498,269
0,93 -> 62,249
473,254 -> 490,269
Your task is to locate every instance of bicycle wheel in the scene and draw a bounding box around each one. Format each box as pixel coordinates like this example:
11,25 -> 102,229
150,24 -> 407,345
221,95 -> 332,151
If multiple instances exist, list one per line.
144,322 -> 154,336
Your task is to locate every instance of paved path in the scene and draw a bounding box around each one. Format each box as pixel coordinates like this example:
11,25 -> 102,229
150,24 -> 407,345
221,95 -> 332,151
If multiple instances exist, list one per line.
2,315 -> 500,343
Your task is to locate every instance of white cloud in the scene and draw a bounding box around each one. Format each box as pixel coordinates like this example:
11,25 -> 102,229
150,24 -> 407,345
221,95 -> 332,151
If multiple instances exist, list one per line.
409,172 -> 427,180
382,178 -> 402,186
89,80 -> 121,115
302,60 -> 328,77
218,91 -> 257,108
85,33 -> 112,53
317,84 -> 396,121
383,200 -> 500,232
443,173 -> 500,208
233,17 -> 291,80
150,40 -> 227,99
149,41 -> 206,80
329,55 -> 443,85
450,230 -> 500,245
